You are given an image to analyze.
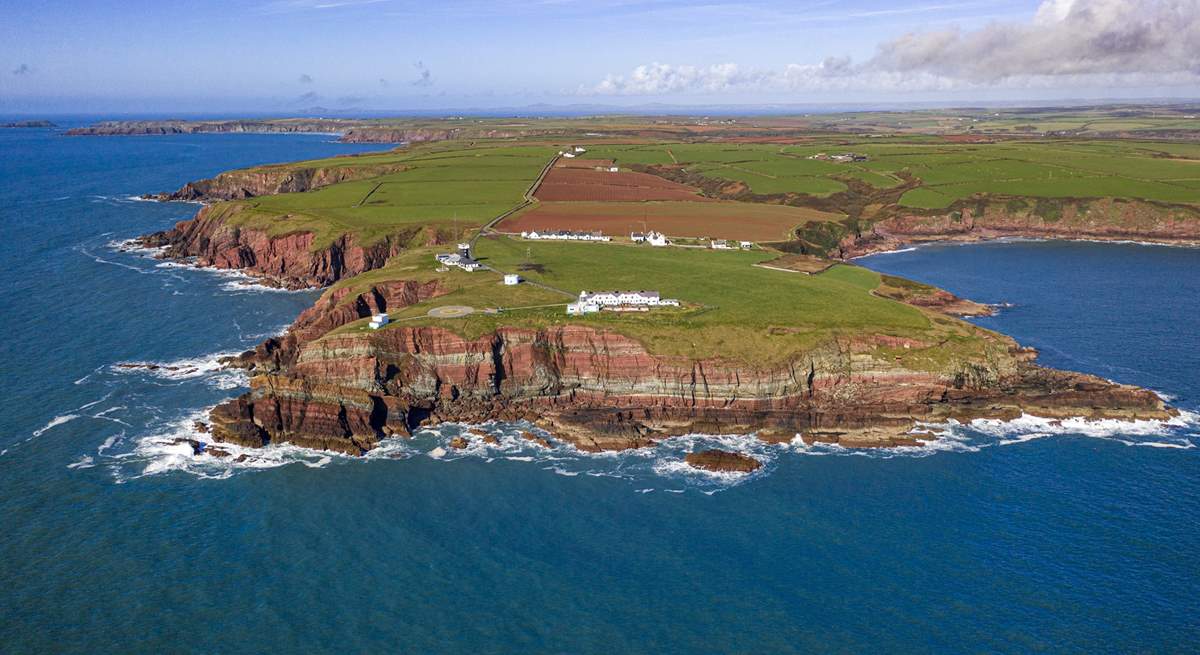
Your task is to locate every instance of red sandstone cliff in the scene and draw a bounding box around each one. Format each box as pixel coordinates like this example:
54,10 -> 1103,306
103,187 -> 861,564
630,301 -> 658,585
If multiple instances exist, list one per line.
843,198 -> 1200,257
138,203 -> 438,289
150,162 -> 408,202
206,324 -> 1172,455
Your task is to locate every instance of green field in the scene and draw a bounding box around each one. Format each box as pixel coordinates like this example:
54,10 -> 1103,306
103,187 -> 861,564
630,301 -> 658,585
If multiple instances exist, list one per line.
585,138 -> 1200,209
329,236 -> 1000,368
217,144 -> 556,247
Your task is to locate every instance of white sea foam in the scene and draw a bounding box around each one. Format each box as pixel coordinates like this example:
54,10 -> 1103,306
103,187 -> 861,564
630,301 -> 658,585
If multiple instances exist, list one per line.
854,246 -> 918,259
110,351 -> 243,381
32,414 -> 80,438
67,456 -> 95,470
113,409 -> 347,481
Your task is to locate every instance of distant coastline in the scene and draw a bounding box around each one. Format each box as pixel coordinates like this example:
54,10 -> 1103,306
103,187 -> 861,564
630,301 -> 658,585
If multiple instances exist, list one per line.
1,120 -> 57,128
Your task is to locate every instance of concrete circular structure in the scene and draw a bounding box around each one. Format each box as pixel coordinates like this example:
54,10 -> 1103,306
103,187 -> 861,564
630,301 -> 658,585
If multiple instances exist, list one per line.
427,305 -> 475,319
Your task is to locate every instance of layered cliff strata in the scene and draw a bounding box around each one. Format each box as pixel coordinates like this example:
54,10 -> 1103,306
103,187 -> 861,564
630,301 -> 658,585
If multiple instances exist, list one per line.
205,324 -> 1172,456
147,162 -> 409,202
842,198 -> 1200,257
138,203 -> 432,288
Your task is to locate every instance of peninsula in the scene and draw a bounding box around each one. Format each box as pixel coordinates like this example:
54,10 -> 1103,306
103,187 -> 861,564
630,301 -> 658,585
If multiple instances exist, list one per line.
135,107 -> 1196,459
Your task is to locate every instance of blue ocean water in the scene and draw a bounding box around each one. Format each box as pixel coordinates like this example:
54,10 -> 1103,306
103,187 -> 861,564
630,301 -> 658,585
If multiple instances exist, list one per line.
2,127 -> 1198,653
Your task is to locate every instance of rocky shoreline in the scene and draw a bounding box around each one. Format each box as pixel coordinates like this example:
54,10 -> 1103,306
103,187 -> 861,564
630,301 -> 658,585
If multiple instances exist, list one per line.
838,198 -> 1200,258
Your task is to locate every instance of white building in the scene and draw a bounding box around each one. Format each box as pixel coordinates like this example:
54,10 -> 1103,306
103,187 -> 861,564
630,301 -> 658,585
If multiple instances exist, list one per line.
566,300 -> 600,315
562,152 -> 576,159
369,313 -> 390,329
434,252 -> 482,272
573,146 -> 586,153
710,239 -> 732,250
608,166 -> 619,173
630,232 -> 646,243
577,290 -> 680,308
521,230 -> 610,242
646,231 -> 670,247
504,274 -> 521,286
739,241 -> 754,250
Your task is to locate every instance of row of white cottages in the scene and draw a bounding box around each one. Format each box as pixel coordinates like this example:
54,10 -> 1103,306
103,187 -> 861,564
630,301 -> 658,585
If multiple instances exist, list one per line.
520,230 -> 611,242
566,290 -> 680,315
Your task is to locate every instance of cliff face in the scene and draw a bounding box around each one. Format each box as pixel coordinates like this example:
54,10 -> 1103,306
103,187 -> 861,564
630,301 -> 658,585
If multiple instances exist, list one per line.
151,163 -> 407,202
844,198 -> 1200,257
140,204 -> 427,289
206,324 -> 1172,455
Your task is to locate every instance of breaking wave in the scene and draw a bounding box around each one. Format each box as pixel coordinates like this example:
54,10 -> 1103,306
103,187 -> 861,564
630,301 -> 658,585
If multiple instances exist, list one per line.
99,408 -> 1198,492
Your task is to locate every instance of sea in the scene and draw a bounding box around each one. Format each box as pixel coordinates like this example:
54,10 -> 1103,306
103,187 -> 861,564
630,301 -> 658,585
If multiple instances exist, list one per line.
1,123 -> 1198,653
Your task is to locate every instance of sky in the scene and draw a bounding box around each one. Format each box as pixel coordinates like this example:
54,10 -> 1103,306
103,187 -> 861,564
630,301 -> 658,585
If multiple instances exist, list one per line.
1,0 -> 1198,114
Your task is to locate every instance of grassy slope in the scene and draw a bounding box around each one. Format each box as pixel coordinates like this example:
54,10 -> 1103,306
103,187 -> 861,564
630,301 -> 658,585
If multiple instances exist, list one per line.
329,236 -> 997,369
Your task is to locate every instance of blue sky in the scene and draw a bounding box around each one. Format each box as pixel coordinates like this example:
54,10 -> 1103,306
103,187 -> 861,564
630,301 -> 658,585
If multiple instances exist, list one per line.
1,0 -> 1197,113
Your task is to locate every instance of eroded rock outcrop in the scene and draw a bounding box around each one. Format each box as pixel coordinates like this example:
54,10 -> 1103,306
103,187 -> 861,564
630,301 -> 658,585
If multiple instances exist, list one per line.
685,450 -> 762,473
149,163 -> 408,202
138,203 -> 430,289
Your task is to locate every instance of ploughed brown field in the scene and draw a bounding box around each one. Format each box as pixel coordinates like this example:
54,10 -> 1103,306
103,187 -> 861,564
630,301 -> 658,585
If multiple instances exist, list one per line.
499,200 -> 842,241
533,165 -> 705,202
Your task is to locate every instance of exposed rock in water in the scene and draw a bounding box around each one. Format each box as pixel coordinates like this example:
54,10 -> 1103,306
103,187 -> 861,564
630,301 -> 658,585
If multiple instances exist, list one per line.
170,438 -> 204,456
520,431 -> 553,448
449,437 -> 469,449
685,449 -> 762,473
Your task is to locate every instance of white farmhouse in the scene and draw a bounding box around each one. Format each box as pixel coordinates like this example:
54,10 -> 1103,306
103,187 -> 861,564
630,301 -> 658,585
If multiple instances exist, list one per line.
710,239 -> 732,250
504,274 -> 521,286
739,241 -> 754,250
573,146 -> 587,153
369,313 -> 390,329
562,152 -> 576,159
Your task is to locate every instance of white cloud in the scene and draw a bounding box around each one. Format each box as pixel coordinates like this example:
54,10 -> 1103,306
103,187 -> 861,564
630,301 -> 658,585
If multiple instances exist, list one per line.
871,0 -> 1200,81
588,0 -> 1200,95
